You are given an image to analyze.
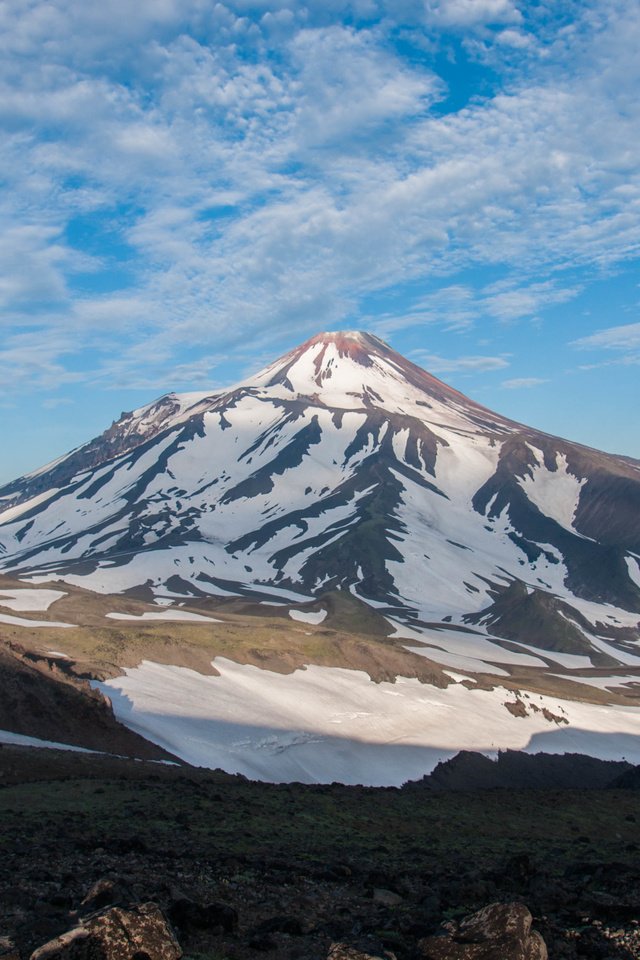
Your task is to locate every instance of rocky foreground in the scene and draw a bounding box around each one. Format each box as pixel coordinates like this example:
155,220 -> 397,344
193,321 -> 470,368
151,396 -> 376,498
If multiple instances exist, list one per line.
0,745 -> 639,960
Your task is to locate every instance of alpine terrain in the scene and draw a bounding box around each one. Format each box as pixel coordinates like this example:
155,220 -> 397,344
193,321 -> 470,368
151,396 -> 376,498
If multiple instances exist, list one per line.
1,331 -> 639,783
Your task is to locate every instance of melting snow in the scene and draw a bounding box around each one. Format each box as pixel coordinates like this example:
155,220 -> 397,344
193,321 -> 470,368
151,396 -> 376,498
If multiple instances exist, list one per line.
289,609 -> 327,624
0,588 -> 66,611
106,610 -> 221,623
626,555 -> 640,588
518,452 -> 586,533
387,620 -> 547,674
552,674 -> 640,692
0,613 -> 75,628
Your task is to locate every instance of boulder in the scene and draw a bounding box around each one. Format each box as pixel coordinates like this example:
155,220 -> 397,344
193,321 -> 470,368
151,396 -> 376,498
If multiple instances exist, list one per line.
417,902 -> 547,960
373,889 -> 403,907
327,945 -> 393,960
0,936 -> 19,960
30,903 -> 181,960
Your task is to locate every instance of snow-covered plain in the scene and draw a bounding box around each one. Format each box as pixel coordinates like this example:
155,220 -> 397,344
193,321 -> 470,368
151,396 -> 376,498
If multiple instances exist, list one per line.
98,658 -> 640,786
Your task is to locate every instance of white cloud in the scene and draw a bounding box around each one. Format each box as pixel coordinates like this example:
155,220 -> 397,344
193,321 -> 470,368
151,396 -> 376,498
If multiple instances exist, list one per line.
481,281 -> 580,322
572,321 -> 640,350
502,376 -> 548,389
42,397 -> 74,409
412,351 -> 510,373
424,0 -> 521,28
495,28 -> 531,48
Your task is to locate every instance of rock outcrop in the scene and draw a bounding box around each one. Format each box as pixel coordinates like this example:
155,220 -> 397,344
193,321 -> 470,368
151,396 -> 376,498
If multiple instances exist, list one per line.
417,902 -> 547,960
30,904 -> 181,960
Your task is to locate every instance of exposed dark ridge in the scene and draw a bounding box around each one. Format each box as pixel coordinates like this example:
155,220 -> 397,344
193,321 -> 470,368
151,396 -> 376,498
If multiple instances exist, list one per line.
221,415 -> 322,504
0,641 -> 179,762
0,395 -> 187,512
463,581 -> 600,658
406,749 -> 634,791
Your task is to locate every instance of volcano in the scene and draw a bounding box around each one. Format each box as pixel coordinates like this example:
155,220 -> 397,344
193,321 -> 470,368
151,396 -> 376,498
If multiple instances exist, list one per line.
1,330 -> 638,658
2,331 -> 640,781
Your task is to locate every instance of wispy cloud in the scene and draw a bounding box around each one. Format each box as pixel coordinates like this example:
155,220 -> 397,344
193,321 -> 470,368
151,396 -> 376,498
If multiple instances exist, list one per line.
412,351 -> 510,373
502,377 -> 548,389
0,0 -> 639,400
424,0 -> 522,28
572,322 -> 640,350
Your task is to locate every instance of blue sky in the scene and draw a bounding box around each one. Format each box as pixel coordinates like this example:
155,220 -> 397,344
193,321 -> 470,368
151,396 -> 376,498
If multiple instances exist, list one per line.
1,0 -> 639,483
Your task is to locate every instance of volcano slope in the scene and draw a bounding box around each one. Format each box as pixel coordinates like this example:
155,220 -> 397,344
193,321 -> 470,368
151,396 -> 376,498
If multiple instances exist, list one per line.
0,331 -> 639,781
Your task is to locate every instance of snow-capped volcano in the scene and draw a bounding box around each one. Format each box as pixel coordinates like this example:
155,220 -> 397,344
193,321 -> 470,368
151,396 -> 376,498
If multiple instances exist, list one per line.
1,331 -> 639,673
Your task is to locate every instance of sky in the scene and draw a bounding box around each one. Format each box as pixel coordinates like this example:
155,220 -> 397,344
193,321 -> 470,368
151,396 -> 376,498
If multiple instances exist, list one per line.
1,0 -> 639,484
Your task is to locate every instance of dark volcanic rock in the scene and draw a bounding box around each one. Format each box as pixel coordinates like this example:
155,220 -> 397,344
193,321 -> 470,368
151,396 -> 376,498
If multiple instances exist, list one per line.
0,643 -> 176,763
408,750 -> 633,791
327,944 -> 393,960
30,903 -> 181,960
252,915 -> 305,936
417,902 -> 547,960
607,763 -> 640,788
167,897 -> 238,934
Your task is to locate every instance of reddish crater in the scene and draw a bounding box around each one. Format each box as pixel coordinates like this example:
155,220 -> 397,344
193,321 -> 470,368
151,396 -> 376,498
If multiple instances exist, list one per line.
264,330 -> 512,426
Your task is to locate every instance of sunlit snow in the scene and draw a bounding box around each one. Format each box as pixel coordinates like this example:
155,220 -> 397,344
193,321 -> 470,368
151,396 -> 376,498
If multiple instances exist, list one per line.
0,612 -> 75,628
289,609 -> 328,624
0,588 -> 66,611
518,451 -> 586,533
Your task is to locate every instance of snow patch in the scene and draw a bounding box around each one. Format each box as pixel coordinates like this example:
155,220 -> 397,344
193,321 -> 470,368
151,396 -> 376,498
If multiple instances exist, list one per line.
106,610 -> 221,623
0,613 -> 76,628
518,453 -> 586,533
289,609 -> 327,624
0,729 -> 93,752
552,674 -> 640,692
626,555 -> 640,588
0,588 -> 67,611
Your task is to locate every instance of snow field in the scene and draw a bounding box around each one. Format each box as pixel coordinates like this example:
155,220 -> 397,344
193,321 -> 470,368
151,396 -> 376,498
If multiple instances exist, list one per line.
98,658 -> 640,786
